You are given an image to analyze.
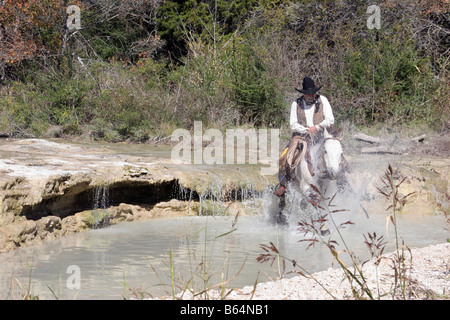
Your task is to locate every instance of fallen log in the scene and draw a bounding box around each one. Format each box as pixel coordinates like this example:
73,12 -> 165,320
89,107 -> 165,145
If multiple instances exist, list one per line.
410,134 -> 426,143
361,146 -> 404,154
353,133 -> 385,144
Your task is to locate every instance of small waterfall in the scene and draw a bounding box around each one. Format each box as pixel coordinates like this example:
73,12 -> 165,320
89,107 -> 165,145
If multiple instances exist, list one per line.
175,185 -> 196,202
184,177 -> 267,216
92,184 -> 110,228
197,178 -> 233,216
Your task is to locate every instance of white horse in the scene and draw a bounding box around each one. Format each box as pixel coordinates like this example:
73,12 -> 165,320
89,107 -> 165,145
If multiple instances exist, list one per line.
274,127 -> 346,229
294,127 -> 344,199
274,128 -> 345,232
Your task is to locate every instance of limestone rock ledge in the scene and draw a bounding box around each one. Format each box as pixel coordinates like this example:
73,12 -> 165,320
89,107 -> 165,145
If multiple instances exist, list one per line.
0,162 -> 271,253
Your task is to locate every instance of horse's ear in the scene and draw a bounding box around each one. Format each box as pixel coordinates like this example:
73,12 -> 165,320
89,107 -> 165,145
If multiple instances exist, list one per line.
336,127 -> 344,140
330,126 -> 344,139
323,127 -> 331,138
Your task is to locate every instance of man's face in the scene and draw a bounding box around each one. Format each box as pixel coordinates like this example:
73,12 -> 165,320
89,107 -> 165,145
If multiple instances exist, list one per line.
304,93 -> 315,103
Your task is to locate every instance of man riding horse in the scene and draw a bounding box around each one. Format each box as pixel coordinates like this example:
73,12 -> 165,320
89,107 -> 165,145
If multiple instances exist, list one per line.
274,76 -> 335,198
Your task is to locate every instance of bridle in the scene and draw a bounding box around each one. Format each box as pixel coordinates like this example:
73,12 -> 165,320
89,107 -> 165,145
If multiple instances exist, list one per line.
319,135 -> 343,178
296,132 -> 343,178
324,136 -> 342,143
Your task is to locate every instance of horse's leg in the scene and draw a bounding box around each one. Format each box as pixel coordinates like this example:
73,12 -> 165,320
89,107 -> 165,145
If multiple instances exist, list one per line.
276,184 -> 288,226
299,159 -> 313,196
275,196 -> 289,225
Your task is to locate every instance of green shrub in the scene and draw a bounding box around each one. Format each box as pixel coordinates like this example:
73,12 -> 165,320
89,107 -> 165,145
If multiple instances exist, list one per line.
230,38 -> 284,127
0,0 -> 448,139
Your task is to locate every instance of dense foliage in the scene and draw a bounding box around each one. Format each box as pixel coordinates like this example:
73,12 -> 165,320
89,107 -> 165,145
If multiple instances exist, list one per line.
0,0 -> 448,140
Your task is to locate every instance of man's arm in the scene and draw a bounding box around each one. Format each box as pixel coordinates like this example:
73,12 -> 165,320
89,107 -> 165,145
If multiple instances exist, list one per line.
290,101 -> 308,133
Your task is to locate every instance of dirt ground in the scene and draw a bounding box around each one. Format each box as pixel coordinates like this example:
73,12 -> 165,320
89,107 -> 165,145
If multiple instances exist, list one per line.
415,133 -> 450,157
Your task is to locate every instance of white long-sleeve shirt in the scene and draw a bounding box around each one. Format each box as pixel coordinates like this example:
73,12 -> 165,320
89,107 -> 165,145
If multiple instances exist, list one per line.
290,95 -> 334,134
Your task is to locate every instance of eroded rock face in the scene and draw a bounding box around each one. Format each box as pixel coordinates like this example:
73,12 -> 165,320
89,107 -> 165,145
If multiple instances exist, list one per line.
0,172 -> 174,251
0,215 -> 64,252
0,139 -> 274,252
0,171 -> 259,252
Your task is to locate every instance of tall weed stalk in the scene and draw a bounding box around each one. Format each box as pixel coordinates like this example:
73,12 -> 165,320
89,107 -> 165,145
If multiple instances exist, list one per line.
136,212 -> 249,300
376,164 -> 415,299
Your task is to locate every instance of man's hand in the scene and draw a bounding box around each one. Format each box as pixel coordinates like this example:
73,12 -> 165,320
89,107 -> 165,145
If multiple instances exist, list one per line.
307,126 -> 318,135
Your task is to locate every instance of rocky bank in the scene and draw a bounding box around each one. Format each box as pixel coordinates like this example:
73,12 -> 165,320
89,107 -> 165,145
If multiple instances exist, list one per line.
0,138 -> 273,252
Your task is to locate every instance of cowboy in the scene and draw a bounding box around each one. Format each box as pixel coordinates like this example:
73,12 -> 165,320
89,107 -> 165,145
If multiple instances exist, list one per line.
274,76 -> 335,197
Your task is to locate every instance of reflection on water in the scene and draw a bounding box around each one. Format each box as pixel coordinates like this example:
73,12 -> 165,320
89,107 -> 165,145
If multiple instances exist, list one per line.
0,205 -> 448,300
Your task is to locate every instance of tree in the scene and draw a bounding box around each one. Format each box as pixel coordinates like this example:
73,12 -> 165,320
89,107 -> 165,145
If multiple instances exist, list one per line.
0,0 -> 71,80
156,0 -> 259,61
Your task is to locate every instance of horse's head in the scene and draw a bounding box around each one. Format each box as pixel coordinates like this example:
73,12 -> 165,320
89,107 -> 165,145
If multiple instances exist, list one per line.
322,127 -> 343,180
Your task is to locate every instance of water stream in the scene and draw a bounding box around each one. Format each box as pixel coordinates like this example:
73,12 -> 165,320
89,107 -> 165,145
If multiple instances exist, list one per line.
92,184 -> 111,229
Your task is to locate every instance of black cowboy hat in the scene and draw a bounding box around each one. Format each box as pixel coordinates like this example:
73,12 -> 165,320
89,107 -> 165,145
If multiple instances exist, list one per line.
295,77 -> 322,95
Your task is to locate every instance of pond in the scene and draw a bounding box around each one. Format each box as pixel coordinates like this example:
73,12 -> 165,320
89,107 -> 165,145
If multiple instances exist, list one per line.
0,194 -> 447,300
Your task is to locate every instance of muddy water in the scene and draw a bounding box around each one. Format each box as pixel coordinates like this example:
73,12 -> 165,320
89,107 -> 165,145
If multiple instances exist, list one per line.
0,195 -> 448,300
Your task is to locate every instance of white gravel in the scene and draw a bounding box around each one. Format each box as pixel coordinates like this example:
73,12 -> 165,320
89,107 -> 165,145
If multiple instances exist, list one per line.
225,242 -> 449,300
174,243 -> 449,300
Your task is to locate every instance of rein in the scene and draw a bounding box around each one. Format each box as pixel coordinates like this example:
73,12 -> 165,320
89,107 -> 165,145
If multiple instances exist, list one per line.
320,135 -> 343,177
296,132 -> 343,178
324,136 -> 342,142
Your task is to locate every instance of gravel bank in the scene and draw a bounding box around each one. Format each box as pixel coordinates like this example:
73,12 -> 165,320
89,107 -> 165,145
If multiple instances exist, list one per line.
169,242 -> 449,300
224,242 -> 449,300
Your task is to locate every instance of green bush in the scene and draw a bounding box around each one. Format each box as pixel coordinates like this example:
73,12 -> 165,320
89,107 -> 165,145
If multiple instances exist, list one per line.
0,0 -> 448,139
36,72 -> 94,126
230,39 -> 284,127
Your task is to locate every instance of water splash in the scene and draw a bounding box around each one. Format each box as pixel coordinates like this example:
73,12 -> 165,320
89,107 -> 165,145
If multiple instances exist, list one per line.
258,170 -> 377,232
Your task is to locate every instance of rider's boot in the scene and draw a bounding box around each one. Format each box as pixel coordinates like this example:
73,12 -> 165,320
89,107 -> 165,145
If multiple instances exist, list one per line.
273,185 -> 286,197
